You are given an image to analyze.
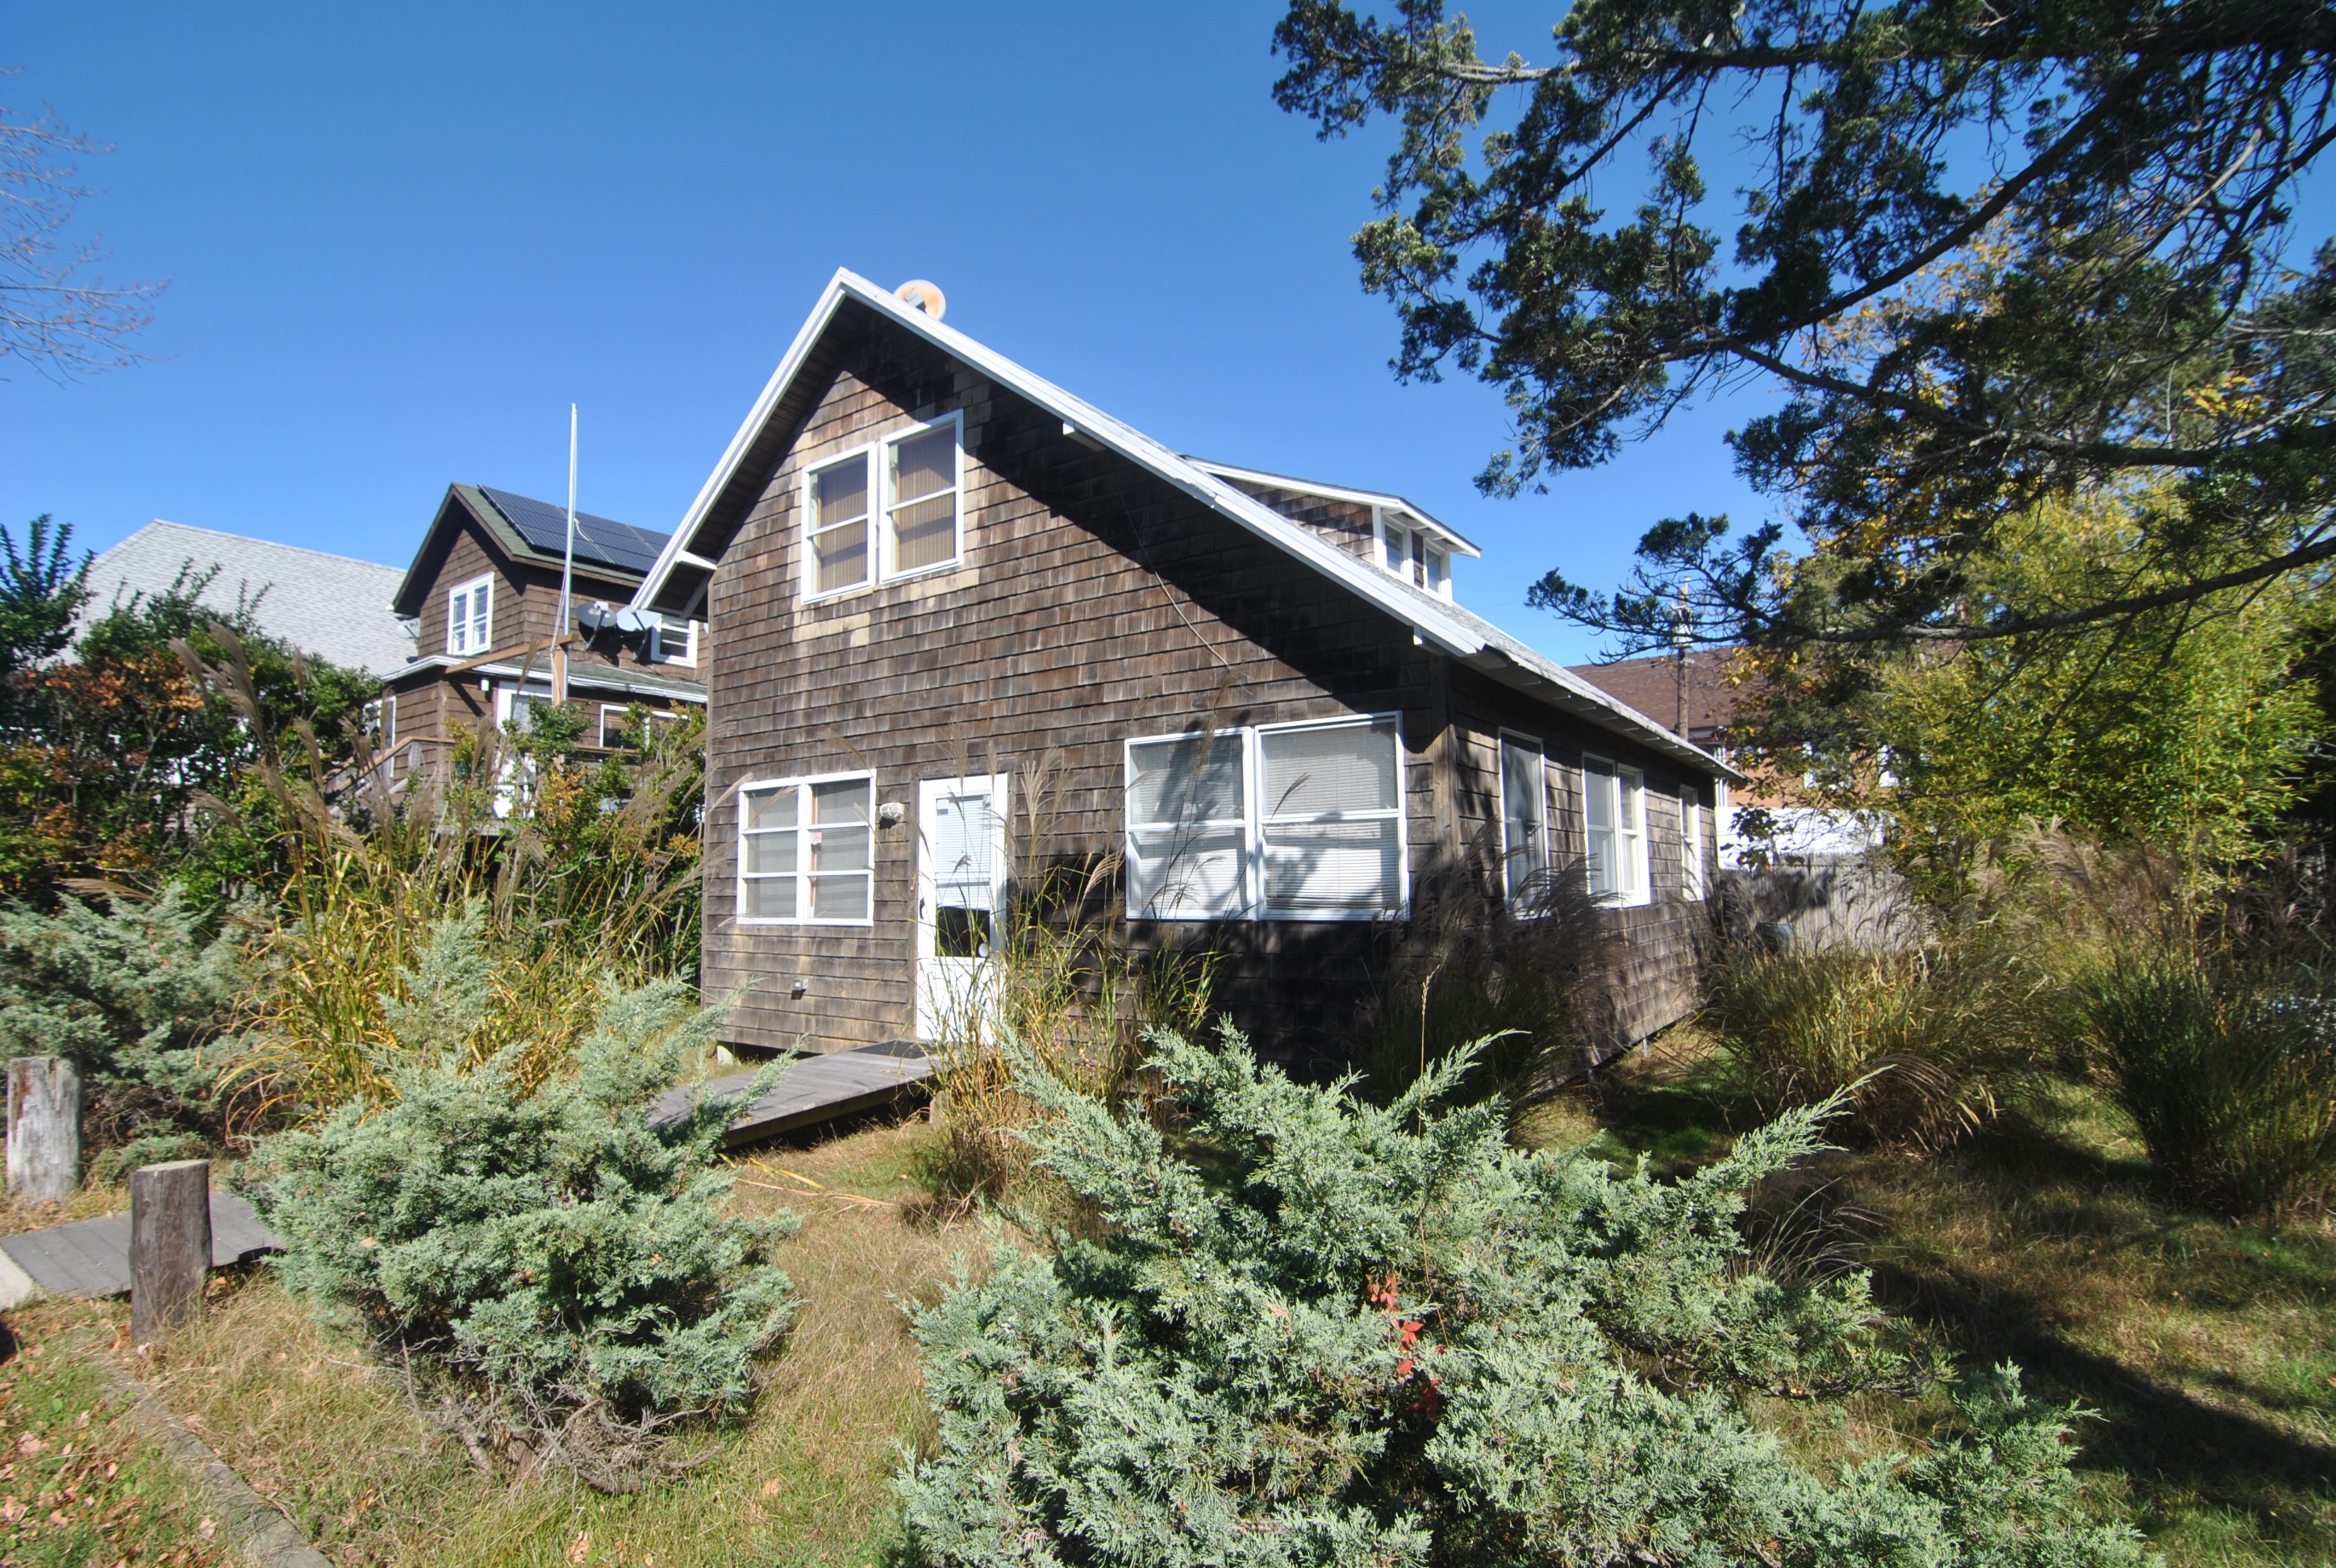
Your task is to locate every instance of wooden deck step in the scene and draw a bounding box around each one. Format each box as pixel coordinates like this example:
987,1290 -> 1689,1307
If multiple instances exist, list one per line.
0,1191 -> 280,1304
649,1041 -> 932,1147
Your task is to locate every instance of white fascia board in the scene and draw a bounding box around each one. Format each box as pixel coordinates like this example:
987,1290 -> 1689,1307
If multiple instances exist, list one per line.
1183,458 -> 1483,557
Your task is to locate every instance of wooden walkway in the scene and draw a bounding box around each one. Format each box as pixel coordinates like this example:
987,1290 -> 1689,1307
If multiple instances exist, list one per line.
649,1041 -> 933,1147
0,1191 -> 280,1304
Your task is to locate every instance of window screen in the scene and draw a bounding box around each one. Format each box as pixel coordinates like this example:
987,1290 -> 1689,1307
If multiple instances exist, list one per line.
1500,736 -> 1546,903
928,787 -> 999,958
809,457 -> 871,595
1258,719 -> 1403,915
737,775 -> 874,923
1125,733 -> 1248,919
888,424 -> 960,574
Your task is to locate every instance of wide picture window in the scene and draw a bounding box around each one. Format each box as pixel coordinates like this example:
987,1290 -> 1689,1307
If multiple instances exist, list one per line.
1125,716 -> 1404,921
738,774 -> 874,924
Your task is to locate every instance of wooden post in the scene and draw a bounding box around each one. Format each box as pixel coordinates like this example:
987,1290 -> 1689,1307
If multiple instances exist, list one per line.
6,1056 -> 80,1203
130,1159 -> 210,1344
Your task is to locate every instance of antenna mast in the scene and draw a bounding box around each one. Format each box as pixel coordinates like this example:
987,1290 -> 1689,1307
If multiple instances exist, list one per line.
554,403 -> 577,704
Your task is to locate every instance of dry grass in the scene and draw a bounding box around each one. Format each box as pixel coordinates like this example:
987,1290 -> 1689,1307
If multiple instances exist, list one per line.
0,1114 -> 978,1567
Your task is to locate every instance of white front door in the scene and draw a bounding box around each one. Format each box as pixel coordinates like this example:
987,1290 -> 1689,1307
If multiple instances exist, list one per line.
916,774 -> 1009,1044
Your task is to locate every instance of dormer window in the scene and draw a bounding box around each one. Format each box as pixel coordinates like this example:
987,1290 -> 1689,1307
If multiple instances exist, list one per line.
1375,512 -> 1451,598
448,574 -> 492,656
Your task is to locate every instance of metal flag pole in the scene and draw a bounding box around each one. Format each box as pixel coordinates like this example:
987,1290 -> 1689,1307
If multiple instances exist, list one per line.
554,402 -> 577,703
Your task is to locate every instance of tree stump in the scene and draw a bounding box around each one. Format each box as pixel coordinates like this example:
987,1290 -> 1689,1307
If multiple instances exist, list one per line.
130,1159 -> 210,1343
6,1056 -> 81,1203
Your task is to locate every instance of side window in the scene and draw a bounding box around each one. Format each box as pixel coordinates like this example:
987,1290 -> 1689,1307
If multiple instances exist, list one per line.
1500,734 -> 1547,904
1125,732 -> 1248,920
1257,717 -> 1404,917
651,615 -> 698,666
737,774 -> 875,924
885,420 -> 962,575
1618,765 -> 1649,902
447,573 -> 492,656
361,695 -> 394,750
807,456 -> 872,598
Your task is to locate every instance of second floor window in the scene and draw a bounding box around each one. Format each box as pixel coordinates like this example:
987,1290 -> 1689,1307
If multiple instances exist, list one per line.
448,574 -> 492,656
803,414 -> 965,600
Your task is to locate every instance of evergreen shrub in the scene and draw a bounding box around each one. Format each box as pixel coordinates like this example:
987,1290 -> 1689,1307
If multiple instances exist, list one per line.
0,883 -> 249,1141
898,1024 -> 2144,1567
250,920 -> 795,1491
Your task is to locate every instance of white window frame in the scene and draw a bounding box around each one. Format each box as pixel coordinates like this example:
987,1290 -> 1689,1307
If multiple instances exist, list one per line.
447,573 -> 493,657
1583,756 -> 1651,907
799,412 -> 966,604
1370,507 -> 1455,602
802,441 -> 878,603
879,410 -> 966,582
1123,715 -> 1408,924
361,694 -> 395,750
736,770 -> 877,928
1498,731 -> 1549,906
494,679 -> 555,733
651,615 -> 699,667
598,703 -> 678,749
1682,787 -> 1708,901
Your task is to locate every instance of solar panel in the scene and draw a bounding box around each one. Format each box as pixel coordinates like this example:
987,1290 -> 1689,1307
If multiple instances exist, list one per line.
478,486 -> 670,576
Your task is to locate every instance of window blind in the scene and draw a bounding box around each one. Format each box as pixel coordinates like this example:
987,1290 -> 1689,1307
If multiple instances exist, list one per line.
810,458 -> 870,594
1258,719 -> 1402,914
889,426 -> 959,573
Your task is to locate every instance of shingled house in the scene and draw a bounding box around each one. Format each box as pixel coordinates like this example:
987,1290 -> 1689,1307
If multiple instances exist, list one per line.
630,269 -> 1735,1063
375,484 -> 709,786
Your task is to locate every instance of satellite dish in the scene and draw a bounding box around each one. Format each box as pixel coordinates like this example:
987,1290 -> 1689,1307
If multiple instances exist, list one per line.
895,279 -> 946,321
614,607 -> 657,635
576,601 -> 618,639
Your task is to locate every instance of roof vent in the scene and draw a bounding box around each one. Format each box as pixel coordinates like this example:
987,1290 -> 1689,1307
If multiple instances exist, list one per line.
895,279 -> 946,321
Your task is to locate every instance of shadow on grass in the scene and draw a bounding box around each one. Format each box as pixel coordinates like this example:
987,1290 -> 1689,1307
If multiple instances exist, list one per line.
1864,1107 -> 2336,1553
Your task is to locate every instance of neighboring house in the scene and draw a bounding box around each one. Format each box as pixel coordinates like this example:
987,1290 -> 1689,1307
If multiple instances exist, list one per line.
1567,653 -> 1883,865
377,484 -> 707,785
80,520 -> 415,677
628,269 -> 1735,1065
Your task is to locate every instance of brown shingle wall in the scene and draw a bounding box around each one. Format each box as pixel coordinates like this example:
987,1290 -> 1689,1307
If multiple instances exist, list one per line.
699,319 -> 1706,1063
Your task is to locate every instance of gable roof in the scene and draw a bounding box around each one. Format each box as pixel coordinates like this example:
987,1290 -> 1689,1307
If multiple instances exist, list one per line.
83,520 -> 415,678
632,267 -> 1733,780
393,484 -> 671,616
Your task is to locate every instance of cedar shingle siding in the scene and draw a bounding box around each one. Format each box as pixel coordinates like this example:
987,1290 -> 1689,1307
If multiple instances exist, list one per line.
695,304 -> 1715,1066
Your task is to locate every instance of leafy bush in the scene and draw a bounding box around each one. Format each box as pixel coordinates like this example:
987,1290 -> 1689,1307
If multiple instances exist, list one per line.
2077,955 -> 2336,1216
0,883 -> 250,1142
897,1024 -> 2143,1567
249,919 -> 796,1491
1703,942 -> 2029,1150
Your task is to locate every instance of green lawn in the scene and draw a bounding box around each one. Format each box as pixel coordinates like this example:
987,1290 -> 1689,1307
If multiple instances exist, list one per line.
1537,1032 -> 2336,1567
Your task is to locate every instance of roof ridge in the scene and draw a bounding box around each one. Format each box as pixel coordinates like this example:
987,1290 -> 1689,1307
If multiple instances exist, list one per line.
122,519 -> 402,573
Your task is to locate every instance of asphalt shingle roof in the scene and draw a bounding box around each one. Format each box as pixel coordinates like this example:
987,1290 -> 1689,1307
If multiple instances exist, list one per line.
81,520 -> 415,678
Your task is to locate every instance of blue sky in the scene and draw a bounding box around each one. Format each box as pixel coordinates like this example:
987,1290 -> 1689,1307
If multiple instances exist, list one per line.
2,3 -> 1787,666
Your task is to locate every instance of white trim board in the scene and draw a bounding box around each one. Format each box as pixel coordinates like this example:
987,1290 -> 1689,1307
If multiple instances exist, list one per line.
630,268 -> 1736,782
